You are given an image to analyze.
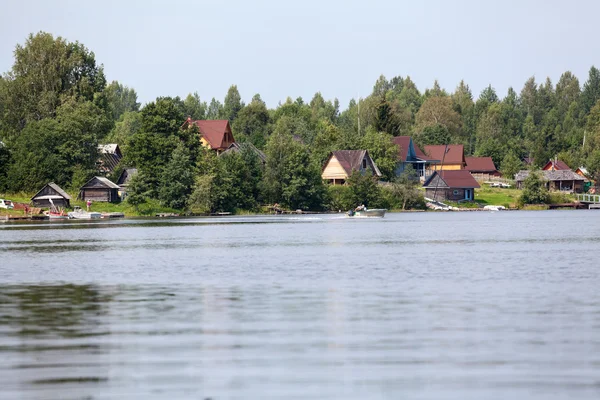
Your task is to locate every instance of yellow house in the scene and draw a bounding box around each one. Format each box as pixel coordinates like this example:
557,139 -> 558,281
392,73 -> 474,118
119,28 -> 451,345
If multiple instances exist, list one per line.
424,145 -> 466,172
181,118 -> 235,153
321,150 -> 382,185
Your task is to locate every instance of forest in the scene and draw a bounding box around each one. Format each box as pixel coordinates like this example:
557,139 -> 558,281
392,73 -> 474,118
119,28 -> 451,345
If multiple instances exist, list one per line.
1,32 -> 600,212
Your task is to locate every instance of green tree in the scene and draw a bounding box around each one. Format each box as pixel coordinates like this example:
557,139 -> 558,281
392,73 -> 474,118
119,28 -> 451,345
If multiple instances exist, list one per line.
158,143 -> 195,209
360,128 -> 398,181
389,164 -> 423,210
581,66 -> 600,114
500,151 -> 523,179
232,95 -> 271,148
105,81 -> 140,121
346,170 -> 381,208
519,172 -> 549,205
183,92 -> 207,120
106,111 -> 142,150
221,85 -> 244,122
206,98 -> 223,120
415,96 -> 461,141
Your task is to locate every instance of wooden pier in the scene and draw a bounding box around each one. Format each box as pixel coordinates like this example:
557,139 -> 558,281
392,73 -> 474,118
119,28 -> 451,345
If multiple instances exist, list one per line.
576,194 -> 600,209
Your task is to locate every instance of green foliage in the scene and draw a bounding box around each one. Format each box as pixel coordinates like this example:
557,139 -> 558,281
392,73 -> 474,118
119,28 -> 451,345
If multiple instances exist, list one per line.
345,170 -> 381,208
518,172 -> 549,206
187,174 -> 215,214
500,152 -> 523,179
183,92 -> 206,120
232,95 -> 270,148
221,85 -> 244,122
158,144 -> 195,209
360,128 -> 398,181
105,81 -> 140,121
387,165 -> 424,210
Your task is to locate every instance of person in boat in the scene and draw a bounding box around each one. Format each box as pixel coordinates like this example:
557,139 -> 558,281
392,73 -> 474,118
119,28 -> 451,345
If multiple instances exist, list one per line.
355,204 -> 367,212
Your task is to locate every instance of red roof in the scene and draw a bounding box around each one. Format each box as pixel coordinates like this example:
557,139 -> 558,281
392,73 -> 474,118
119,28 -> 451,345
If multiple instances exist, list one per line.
424,170 -> 480,189
415,146 -> 435,161
392,136 -> 411,161
542,160 -> 571,171
328,150 -> 382,177
465,156 -> 497,172
424,145 -> 464,165
185,119 -> 234,150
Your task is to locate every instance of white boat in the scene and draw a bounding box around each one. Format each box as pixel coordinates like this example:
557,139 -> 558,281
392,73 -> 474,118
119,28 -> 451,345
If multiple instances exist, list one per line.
347,208 -> 386,218
68,206 -> 102,220
483,205 -> 506,211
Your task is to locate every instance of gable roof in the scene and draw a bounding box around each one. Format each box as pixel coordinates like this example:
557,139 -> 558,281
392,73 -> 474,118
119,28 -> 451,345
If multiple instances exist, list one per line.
31,182 -> 72,201
515,169 -> 585,182
542,160 -> 571,171
117,168 -> 138,186
81,176 -> 120,190
465,156 -> 497,172
328,150 -> 382,177
424,145 -> 465,165
392,136 -> 412,162
97,144 -> 121,155
185,119 -> 233,149
423,170 -> 480,189
222,142 -> 267,163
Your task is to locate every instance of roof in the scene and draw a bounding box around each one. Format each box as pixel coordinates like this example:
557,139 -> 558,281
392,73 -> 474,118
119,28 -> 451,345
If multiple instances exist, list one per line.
424,145 -> 464,165
221,142 -> 267,163
542,160 -> 571,171
185,119 -> 233,149
117,168 -> 138,186
414,146 -> 437,162
465,156 -> 497,172
523,157 -> 534,165
97,144 -> 121,155
81,176 -> 120,189
31,182 -> 72,201
423,170 -> 480,189
392,136 -> 412,162
329,150 -> 382,177
515,170 -> 585,182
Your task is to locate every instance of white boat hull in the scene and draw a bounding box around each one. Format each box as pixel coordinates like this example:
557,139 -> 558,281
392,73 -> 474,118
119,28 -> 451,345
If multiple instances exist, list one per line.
68,211 -> 102,220
347,209 -> 386,218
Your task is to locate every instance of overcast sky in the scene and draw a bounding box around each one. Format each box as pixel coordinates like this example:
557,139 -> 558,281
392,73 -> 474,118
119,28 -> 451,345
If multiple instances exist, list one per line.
1,0 -> 599,108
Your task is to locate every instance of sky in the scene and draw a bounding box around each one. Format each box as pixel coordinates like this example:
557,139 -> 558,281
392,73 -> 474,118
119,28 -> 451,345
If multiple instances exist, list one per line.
1,0 -> 599,109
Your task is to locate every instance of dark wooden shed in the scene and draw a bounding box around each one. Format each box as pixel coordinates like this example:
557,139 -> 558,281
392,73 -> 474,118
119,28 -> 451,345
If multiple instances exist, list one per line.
79,176 -> 120,202
31,182 -> 72,208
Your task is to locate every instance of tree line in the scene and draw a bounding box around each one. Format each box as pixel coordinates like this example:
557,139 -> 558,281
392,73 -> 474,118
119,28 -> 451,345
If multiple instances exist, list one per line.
1,32 -> 600,212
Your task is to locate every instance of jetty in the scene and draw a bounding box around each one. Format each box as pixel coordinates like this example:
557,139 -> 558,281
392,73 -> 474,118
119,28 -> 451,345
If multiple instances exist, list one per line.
576,194 -> 600,209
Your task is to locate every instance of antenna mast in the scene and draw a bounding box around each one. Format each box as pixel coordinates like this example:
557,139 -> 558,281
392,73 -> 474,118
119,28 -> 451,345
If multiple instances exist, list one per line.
357,93 -> 361,135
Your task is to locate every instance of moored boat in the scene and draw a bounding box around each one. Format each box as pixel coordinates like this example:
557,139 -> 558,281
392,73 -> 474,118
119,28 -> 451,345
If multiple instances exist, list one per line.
68,206 -> 102,220
347,208 -> 386,218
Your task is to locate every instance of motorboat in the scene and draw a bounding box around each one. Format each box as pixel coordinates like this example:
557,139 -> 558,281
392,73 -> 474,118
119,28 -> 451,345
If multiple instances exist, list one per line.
347,208 -> 386,218
68,206 -> 102,220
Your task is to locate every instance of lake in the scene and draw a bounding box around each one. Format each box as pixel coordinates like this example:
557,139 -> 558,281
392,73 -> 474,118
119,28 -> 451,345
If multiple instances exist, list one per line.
1,211 -> 600,399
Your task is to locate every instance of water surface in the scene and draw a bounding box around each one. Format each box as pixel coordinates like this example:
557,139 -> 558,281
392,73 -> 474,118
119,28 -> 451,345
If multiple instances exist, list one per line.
1,211 -> 599,399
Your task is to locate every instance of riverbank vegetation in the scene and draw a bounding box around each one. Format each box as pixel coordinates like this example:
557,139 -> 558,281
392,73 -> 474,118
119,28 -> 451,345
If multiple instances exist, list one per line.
2,32 -> 600,214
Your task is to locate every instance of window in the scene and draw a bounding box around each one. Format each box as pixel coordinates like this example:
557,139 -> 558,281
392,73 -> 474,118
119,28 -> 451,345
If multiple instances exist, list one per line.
453,190 -> 460,195
362,159 -> 367,169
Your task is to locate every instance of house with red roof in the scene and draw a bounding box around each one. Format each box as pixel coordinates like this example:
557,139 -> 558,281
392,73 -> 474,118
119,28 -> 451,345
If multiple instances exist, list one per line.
542,159 -> 571,171
321,150 -> 381,185
423,170 -> 480,202
181,118 -> 235,153
465,156 -> 501,177
392,136 -> 439,178
423,145 -> 466,173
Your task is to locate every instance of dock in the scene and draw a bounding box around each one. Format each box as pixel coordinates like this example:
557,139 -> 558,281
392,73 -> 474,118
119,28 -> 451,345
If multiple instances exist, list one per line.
575,194 -> 600,209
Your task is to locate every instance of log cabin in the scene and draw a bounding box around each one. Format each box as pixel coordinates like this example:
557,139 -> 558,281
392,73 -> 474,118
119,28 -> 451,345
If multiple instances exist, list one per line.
322,150 -> 381,185
423,170 -> 480,202
515,170 -> 585,193
465,156 -> 501,178
31,183 -> 72,208
79,176 -> 120,202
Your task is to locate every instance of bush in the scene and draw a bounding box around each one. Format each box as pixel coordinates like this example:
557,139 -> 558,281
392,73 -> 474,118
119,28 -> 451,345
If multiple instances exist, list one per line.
518,172 -> 549,206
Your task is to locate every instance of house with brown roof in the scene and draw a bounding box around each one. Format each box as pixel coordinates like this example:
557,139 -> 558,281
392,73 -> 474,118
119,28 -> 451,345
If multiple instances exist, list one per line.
423,170 -> 480,202
542,159 -> 571,171
79,176 -> 121,202
465,156 -> 500,177
392,136 -> 439,178
182,118 -> 235,153
424,145 -> 466,172
322,150 -> 382,185
515,170 -> 585,193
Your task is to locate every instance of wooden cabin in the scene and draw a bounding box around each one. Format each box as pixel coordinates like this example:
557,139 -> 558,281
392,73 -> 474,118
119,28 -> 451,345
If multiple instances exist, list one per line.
515,170 -> 585,193
392,136 -> 439,178
424,145 -> 466,172
181,118 -> 235,153
322,150 -> 382,185
116,168 -> 138,199
575,167 -> 589,178
465,156 -> 501,178
31,182 -> 72,208
423,170 -> 480,202
79,176 -> 120,202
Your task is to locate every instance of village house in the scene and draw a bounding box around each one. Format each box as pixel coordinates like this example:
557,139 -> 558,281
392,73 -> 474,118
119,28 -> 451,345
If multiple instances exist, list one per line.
465,156 -> 500,178
181,118 -> 235,153
423,170 -> 480,202
321,150 -> 382,185
31,182 -> 72,208
79,176 -> 121,202
424,144 -> 466,172
542,159 -> 571,171
392,136 -> 439,178
97,144 -> 123,174
575,167 -> 590,178
515,170 -> 586,193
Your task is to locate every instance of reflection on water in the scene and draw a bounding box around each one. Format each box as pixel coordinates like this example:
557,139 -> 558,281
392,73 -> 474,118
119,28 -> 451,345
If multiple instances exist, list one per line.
1,212 -> 600,399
